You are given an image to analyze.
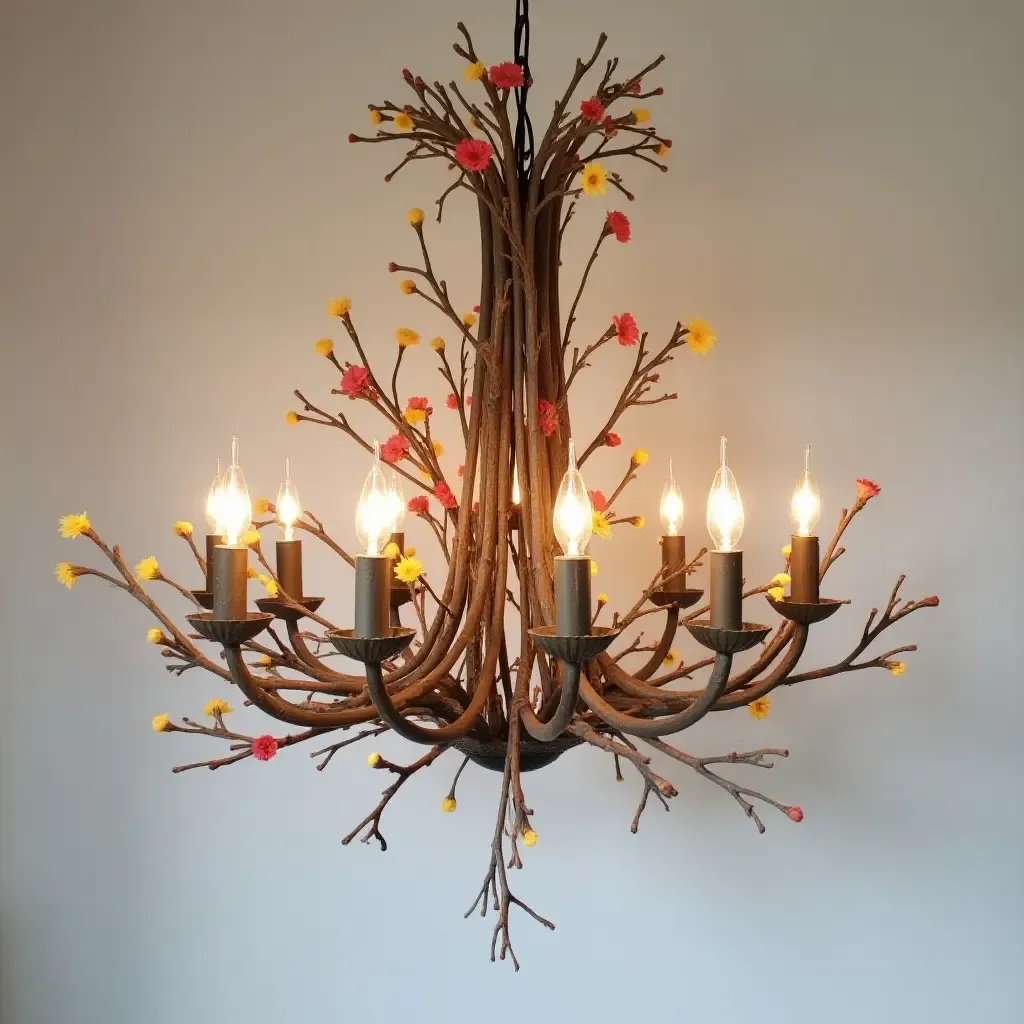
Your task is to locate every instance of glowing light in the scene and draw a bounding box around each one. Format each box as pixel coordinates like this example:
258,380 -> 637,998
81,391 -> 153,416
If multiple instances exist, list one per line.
385,471 -> 406,534
659,460 -> 684,536
204,459 -> 225,534
553,438 -> 593,557
219,436 -> 252,545
275,457 -> 302,541
706,436 -> 744,552
355,441 -> 398,556
790,444 -> 820,537
512,460 -> 521,505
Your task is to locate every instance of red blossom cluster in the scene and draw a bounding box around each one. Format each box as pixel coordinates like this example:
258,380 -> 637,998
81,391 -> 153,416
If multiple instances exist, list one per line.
455,138 -> 493,173
489,62 -> 524,89
340,364 -> 374,399
434,480 -> 458,510
446,393 -> 461,410
580,96 -> 605,121
381,434 -> 410,464
407,396 -> 432,416
252,735 -> 278,761
612,312 -> 638,346
589,489 -> 607,513
606,210 -> 630,243
856,478 -> 881,500
538,399 -> 557,437
407,495 -> 430,516
605,432 -> 621,448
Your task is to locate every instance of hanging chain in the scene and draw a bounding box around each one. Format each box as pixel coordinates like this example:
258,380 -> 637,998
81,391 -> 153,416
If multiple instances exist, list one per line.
513,0 -> 535,188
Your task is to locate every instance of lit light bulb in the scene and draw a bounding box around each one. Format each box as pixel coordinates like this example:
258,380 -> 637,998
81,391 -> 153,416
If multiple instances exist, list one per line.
355,441 -> 396,556
219,436 -> 252,545
790,443 -> 820,537
511,460 -> 521,505
276,457 -> 302,541
385,471 -> 406,533
706,436 -> 744,551
553,438 -> 593,557
205,459 -> 225,534
660,460 -> 684,536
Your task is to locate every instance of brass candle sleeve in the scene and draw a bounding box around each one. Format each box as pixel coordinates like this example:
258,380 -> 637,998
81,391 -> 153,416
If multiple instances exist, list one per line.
789,534 -> 820,603
275,539 -> 303,600
205,534 -> 225,592
519,663 -> 582,742
578,653 -> 733,738
555,556 -> 591,637
354,555 -> 391,638
710,550 -> 743,630
212,545 -> 247,621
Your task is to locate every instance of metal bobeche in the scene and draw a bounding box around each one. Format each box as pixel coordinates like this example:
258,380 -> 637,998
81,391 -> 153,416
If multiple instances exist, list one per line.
684,620 -> 772,654
326,626 -> 416,664
766,595 -> 844,626
649,587 -> 704,610
528,625 -> 621,664
255,595 -> 326,622
186,611 -> 274,646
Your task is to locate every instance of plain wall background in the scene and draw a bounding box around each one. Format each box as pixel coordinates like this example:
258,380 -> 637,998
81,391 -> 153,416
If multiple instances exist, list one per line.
3,0 -> 1022,1020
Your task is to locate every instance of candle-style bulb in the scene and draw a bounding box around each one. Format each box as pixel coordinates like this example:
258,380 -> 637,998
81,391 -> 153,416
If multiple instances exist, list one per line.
511,460 -> 521,505
205,459 -> 224,533
219,437 -> 252,545
706,436 -> 744,551
553,438 -> 593,557
276,457 -> 302,541
385,470 -> 406,533
659,459 -> 684,536
355,441 -> 397,556
790,443 -> 820,537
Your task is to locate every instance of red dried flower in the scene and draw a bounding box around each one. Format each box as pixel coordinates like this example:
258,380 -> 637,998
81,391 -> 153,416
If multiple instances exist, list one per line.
589,489 -> 607,513
457,465 -> 465,478
252,735 -> 278,761
538,399 -> 558,438
489,62 -> 524,89
455,138 -> 493,173
347,133 -> 359,143
407,495 -> 430,516
446,392 -> 460,410
381,434 -> 410,464
434,480 -> 458,510
407,396 -> 432,414
602,115 -> 618,137
340,364 -> 371,399
605,432 -> 621,448
466,396 -> 473,406
606,210 -> 631,243
473,304 -> 480,313
856,478 -> 881,500
581,96 -> 605,121
628,82 -> 642,95
787,806 -> 804,823
613,312 -> 639,347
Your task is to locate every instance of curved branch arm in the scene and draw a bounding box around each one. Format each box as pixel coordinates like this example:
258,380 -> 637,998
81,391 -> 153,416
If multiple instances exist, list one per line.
519,662 -> 581,742
363,660 -> 491,745
632,606 -> 679,681
579,653 -> 733,738
712,625 -> 809,710
285,620 -> 364,690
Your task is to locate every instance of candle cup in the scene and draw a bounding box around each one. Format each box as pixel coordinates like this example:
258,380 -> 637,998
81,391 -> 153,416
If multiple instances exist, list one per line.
710,550 -> 743,630
276,538 -> 303,600
661,534 -> 686,586
789,534 -> 820,604
205,534 -> 225,591
212,544 -> 248,621
355,555 -> 391,638
555,556 -> 592,637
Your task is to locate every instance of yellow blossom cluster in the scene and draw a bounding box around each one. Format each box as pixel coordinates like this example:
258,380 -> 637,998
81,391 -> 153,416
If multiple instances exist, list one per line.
888,662 -> 907,677
430,336 -> 445,352
315,338 -> 334,357
242,529 -> 261,547
204,697 -> 233,717
580,161 -> 607,197
146,628 -> 163,644
135,556 -> 160,581
686,318 -> 716,355
441,796 -> 457,813
396,328 -> 420,348
632,449 -> 649,466
522,829 -> 538,847
749,697 -> 771,720
369,108 -> 383,126
54,562 -> 81,589
58,512 -> 91,539
464,60 -> 485,81
408,207 -> 424,226
395,556 -> 424,584
285,411 -> 300,426
399,279 -> 416,295
328,297 -> 351,318
152,714 -> 170,733
367,751 -> 381,767
592,510 -> 611,539
663,650 -> 679,667
392,112 -> 414,132
254,497 -> 272,514
766,572 -> 791,601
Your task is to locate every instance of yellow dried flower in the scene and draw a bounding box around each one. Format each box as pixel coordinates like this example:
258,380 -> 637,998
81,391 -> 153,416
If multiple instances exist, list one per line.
259,654 -> 272,667
430,336 -> 445,352
55,562 -> 80,589
384,541 -> 400,558
663,650 -> 679,667
749,697 -> 771,720
315,338 -> 334,356
263,579 -> 279,598
631,449 -> 649,466
404,406 -> 427,427
396,327 -> 420,347
404,546 -> 416,557
590,561 -> 599,576
242,529 -> 261,547
656,143 -> 670,158
464,60 -> 486,81
461,312 -> 477,328
888,661 -> 907,677
592,510 -> 611,540
285,411 -> 300,426
432,440 -> 444,457
204,697 -> 233,717
580,161 -> 607,196
768,572 -> 790,599
254,497 -> 271,514
151,714 -> 170,733
686,318 -> 716,355
633,107 -> 651,124
597,593 -> 609,605
328,297 -> 352,318
58,512 -> 91,539
441,796 -> 457,813
399,279 -> 416,295
395,556 -> 424,584
173,520 -> 193,537
771,573 -> 791,587
367,751 -> 381,767
369,108 -> 383,126
522,829 -> 538,847
146,628 -> 163,644
393,111 -> 414,132
633,516 -> 645,529
407,207 -> 424,226
781,544 -> 792,560
246,566 -> 259,579
135,556 -> 160,581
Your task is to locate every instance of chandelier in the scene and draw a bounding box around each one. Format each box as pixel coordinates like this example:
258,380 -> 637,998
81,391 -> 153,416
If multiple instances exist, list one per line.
55,1 -> 938,969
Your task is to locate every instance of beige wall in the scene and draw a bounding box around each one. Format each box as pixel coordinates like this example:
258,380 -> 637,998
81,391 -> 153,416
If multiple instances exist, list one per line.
3,0 -> 1022,1020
